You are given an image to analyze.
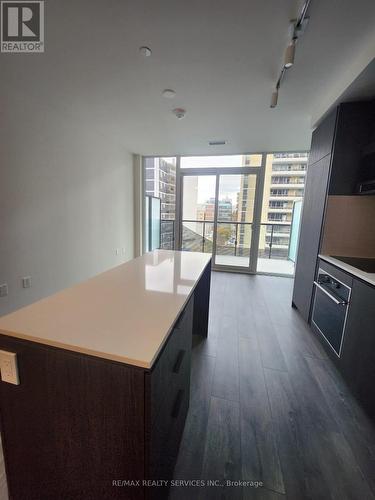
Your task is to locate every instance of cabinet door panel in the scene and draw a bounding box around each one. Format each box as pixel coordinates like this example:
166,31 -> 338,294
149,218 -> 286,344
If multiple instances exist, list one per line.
329,102 -> 374,195
292,155 -> 331,321
308,108 -> 337,166
0,336 -> 145,500
340,279 -> 375,418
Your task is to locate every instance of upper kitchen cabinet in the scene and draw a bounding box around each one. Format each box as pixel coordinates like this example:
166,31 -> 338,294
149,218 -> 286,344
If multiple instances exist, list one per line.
329,101 -> 375,195
308,107 -> 337,166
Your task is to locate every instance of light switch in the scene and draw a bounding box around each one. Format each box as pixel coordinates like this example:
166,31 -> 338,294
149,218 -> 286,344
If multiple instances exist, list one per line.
22,276 -> 32,288
0,283 -> 8,297
0,350 -> 20,385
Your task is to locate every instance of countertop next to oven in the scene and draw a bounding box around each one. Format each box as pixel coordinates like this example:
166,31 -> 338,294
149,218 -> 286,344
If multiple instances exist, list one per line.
319,254 -> 375,287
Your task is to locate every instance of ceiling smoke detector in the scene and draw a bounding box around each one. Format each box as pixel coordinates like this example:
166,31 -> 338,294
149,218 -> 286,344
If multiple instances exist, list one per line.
162,89 -> 176,98
173,108 -> 186,120
139,46 -> 152,57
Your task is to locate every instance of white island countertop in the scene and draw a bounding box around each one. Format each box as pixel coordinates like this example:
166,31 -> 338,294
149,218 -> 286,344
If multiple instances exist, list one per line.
0,250 -> 211,368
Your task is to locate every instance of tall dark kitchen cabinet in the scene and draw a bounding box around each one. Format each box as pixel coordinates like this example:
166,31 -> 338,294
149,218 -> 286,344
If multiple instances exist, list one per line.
292,101 -> 374,321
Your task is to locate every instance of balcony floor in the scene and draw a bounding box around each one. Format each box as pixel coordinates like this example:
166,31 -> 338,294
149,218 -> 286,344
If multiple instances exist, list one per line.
214,255 -> 295,275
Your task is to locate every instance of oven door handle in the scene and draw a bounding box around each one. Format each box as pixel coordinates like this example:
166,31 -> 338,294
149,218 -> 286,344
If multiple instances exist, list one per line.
314,281 -> 348,306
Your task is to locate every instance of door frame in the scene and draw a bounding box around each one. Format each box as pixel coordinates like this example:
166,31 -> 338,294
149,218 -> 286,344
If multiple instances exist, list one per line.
177,158 -> 267,274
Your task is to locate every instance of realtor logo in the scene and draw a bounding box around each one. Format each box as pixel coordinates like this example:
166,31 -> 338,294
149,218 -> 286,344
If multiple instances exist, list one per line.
1,1 -> 44,52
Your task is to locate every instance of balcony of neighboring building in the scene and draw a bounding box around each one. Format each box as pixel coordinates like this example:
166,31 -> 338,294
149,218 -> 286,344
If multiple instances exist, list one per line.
267,208 -> 293,214
271,168 -> 307,176
272,153 -> 309,161
270,178 -> 306,189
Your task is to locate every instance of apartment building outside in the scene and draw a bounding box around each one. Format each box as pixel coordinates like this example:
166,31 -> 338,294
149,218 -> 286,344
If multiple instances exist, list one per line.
144,157 -> 176,249
259,152 -> 308,259
236,152 -> 307,261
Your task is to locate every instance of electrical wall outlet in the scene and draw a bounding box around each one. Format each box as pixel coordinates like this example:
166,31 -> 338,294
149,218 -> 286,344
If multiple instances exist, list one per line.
0,351 -> 20,385
22,276 -> 32,288
0,283 -> 8,297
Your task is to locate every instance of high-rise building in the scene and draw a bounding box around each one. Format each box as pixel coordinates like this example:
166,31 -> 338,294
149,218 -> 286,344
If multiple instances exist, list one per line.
236,152 -> 308,260
260,152 -> 308,258
237,173 -> 257,256
197,197 -> 233,221
144,157 -> 176,249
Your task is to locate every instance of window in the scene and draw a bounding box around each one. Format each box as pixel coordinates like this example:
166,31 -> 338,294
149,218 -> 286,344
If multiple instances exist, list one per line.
268,213 -> 285,221
269,200 -> 291,209
270,189 -> 289,196
180,154 -> 262,169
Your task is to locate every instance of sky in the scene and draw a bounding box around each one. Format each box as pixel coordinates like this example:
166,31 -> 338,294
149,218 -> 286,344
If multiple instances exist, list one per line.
181,156 -> 249,205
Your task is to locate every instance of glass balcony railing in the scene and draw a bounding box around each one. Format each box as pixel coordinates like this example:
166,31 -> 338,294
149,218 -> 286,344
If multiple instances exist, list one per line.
181,220 -> 215,254
160,220 -> 175,250
179,221 -> 293,260
258,223 -> 291,260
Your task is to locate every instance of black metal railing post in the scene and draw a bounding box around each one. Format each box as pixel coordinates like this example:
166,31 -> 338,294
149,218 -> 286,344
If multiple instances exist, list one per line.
269,224 -> 274,259
234,223 -> 239,256
202,221 -> 206,253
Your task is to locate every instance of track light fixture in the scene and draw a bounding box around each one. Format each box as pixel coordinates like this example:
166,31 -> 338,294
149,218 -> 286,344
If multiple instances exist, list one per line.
284,40 -> 296,68
270,90 -> 278,108
270,0 -> 311,108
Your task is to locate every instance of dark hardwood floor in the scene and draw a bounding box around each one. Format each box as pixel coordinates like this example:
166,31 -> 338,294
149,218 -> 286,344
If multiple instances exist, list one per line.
170,272 -> 375,500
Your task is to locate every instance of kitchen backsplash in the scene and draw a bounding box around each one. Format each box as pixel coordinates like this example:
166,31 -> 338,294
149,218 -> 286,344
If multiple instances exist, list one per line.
321,195 -> 375,257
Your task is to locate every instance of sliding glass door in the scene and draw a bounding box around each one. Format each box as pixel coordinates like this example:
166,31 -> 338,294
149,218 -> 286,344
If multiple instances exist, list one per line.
180,167 -> 263,272
214,173 -> 257,269
181,175 -> 216,255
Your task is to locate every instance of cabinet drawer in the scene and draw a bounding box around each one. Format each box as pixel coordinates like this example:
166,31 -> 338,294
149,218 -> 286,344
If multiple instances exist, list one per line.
149,376 -> 190,482
149,296 -> 193,426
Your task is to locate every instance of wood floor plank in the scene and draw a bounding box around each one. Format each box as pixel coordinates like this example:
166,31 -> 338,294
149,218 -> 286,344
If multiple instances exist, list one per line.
171,354 -> 216,500
263,367 -> 316,500
239,338 -> 285,495
243,487 -> 286,500
199,396 -> 242,500
247,279 -> 288,372
178,353 -> 216,460
192,333 -> 218,358
236,278 -> 257,341
212,315 -> 240,402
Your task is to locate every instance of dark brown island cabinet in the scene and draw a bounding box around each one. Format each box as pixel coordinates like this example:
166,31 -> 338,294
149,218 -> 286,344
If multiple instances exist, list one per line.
0,250 -> 212,500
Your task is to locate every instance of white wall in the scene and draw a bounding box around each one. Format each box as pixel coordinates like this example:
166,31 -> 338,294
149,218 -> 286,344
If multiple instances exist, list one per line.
0,103 -> 134,317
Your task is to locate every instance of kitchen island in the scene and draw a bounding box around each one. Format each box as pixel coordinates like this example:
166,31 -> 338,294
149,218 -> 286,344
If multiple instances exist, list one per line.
0,250 -> 212,500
